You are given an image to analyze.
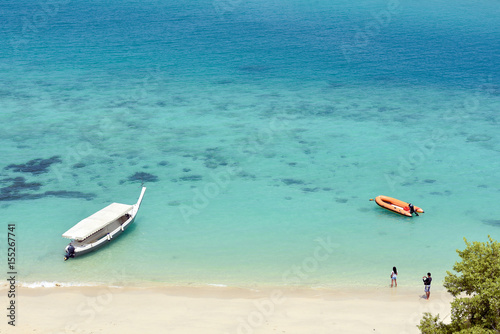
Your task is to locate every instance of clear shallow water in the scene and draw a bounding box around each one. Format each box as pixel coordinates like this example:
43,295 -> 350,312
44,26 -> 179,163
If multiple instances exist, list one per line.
1,0 -> 499,289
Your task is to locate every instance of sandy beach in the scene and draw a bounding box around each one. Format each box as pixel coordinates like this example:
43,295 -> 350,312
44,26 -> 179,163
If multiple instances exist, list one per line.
1,285 -> 452,333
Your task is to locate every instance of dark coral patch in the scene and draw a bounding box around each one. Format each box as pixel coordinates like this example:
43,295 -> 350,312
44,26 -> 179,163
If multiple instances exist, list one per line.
430,190 -> 452,196
1,177 -> 42,194
202,147 -> 228,170
281,178 -> 305,185
128,172 -> 159,183
5,156 -> 62,175
0,189 -> 95,202
482,219 -> 500,227
302,187 -> 320,193
180,175 -> 203,181
204,161 -> 220,169
0,192 -> 42,201
44,190 -> 95,200
466,134 -> 492,142
0,174 -> 95,201
72,162 -> 86,169
238,171 -> 256,179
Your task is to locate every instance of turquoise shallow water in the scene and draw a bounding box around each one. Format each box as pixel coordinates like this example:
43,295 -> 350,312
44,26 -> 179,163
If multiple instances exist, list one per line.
1,0 -> 499,289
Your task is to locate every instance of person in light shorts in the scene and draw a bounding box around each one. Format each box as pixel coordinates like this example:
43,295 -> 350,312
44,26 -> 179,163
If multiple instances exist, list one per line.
390,266 -> 398,287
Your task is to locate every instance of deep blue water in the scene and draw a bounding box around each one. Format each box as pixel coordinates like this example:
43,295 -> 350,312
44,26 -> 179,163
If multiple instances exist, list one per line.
3,0 -> 499,84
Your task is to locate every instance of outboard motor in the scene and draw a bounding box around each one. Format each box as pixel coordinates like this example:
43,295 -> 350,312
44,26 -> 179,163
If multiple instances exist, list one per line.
408,203 -> 419,216
64,244 -> 76,261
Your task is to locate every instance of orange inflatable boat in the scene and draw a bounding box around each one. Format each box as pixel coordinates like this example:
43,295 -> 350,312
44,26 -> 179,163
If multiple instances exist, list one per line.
370,195 -> 424,217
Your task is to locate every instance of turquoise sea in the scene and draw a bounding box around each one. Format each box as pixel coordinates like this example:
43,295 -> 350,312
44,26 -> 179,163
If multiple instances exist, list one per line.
1,0 -> 499,289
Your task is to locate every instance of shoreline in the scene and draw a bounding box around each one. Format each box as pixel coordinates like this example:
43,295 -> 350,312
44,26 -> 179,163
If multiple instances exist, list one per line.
2,284 -> 453,333
2,278 -> 446,291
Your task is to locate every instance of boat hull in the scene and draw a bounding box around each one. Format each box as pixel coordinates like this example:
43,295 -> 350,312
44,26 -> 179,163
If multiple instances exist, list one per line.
374,195 -> 424,217
64,187 -> 146,260
66,216 -> 135,258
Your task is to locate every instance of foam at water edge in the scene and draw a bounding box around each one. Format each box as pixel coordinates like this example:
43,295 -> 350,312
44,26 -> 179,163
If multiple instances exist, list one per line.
18,281 -> 98,288
207,283 -> 228,288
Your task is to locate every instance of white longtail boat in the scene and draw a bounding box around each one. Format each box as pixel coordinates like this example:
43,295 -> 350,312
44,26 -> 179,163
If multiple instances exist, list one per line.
62,187 -> 146,260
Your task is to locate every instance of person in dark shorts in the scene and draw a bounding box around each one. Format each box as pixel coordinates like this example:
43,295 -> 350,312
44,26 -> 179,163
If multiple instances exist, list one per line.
422,273 -> 432,299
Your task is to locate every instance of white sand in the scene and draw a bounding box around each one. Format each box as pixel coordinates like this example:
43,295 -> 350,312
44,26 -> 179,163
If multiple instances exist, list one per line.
1,285 -> 452,333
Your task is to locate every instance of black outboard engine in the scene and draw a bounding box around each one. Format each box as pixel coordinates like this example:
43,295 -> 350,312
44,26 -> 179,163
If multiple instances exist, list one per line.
64,244 -> 76,261
408,203 -> 419,216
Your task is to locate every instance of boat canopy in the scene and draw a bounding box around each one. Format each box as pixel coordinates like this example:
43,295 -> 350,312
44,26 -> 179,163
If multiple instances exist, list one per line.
62,203 -> 133,241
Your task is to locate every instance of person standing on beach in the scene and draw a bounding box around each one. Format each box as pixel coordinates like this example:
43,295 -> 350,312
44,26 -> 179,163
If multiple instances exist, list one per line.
391,266 -> 398,287
422,273 -> 432,299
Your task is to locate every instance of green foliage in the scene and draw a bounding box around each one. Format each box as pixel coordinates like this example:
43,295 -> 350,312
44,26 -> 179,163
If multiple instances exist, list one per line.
418,313 -> 448,334
418,236 -> 500,333
453,329 -> 497,334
